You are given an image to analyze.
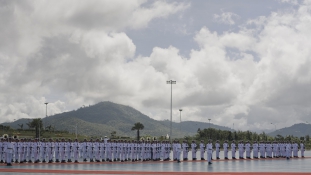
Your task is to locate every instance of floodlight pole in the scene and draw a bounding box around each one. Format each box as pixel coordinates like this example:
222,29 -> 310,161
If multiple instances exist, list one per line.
208,119 -> 211,139
179,109 -> 182,132
45,102 -> 48,117
40,102 -> 48,140
75,124 -> 78,139
232,123 -> 235,140
167,80 -> 176,143
271,123 -> 276,130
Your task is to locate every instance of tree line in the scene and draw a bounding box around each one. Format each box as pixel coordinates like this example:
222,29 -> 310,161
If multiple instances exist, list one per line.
190,128 -> 309,143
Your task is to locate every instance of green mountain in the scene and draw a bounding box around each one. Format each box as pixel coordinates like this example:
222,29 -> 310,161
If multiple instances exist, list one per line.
2,101 -> 233,138
268,123 -> 311,137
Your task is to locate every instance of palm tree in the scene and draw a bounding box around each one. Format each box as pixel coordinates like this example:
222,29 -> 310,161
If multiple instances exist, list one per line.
18,124 -> 23,130
30,118 -> 43,138
26,121 -> 32,129
131,122 -> 144,141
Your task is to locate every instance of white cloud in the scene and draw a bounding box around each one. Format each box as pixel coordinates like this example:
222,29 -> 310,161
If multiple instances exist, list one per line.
279,0 -> 299,5
1,0 -> 311,133
0,0 -> 188,122
130,1 -> 190,29
214,11 -> 240,25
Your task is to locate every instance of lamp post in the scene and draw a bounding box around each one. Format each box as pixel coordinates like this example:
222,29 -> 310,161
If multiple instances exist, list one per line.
179,109 -> 182,132
271,123 -> 276,130
167,80 -> 176,143
208,119 -> 211,139
40,102 -> 48,140
232,123 -> 235,140
75,124 -> 78,139
44,102 -> 49,117
38,120 -> 40,140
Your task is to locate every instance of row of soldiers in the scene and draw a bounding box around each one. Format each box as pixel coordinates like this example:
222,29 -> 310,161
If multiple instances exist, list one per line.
1,138 -> 174,165
200,140 -> 305,160
1,137 -> 306,166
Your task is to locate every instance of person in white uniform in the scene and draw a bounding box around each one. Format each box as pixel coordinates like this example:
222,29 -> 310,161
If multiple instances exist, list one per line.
199,140 -> 205,160
176,141 -> 181,163
182,140 -> 189,161
206,140 -> 213,164
238,141 -> 244,159
54,139 -> 60,163
46,139 -> 54,163
245,141 -> 251,159
231,140 -> 236,159
191,140 -> 197,160
6,138 -> 13,166
300,141 -> 305,158
252,141 -> 259,159
223,140 -> 229,159
215,140 -> 220,159
286,141 -> 291,160
72,139 -> 80,163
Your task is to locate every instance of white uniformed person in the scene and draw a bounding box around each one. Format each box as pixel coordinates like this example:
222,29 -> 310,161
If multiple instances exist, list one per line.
206,139 -> 213,164
215,140 -> 220,159
238,141 -> 244,159
100,139 -> 106,162
6,138 -> 13,166
245,141 -> 251,159
199,140 -> 205,160
176,140 -> 181,163
60,139 -> 66,163
223,140 -> 229,159
40,139 -> 47,163
286,141 -> 291,159
182,140 -> 189,161
82,139 -> 88,162
47,139 -> 54,163
231,140 -> 236,159
300,141 -> 305,158
72,139 -> 80,163
191,140 -> 197,160
94,139 -> 100,162
252,141 -> 259,159
54,139 -> 60,163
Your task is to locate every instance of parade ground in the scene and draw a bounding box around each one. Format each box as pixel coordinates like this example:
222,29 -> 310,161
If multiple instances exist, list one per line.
0,151 -> 310,175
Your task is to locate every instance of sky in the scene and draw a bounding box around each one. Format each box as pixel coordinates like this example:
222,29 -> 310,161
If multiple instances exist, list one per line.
1,0 -> 311,132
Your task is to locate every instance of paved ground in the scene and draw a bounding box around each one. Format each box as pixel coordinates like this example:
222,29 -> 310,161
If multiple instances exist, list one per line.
0,151 -> 310,174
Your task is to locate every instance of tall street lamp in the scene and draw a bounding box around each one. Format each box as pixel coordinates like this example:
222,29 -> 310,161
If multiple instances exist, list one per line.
271,123 -> 276,130
44,102 -> 49,117
75,124 -> 78,139
40,102 -> 48,140
167,80 -> 176,143
39,120 -> 41,140
179,109 -> 182,132
232,123 -> 235,140
208,119 -> 211,139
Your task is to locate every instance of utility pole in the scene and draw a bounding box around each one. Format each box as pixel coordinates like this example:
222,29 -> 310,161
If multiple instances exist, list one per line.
179,109 -> 182,132
75,124 -> 78,139
271,123 -> 276,130
232,123 -> 235,140
167,80 -> 176,143
45,102 -> 49,117
40,102 -> 48,140
208,119 -> 211,139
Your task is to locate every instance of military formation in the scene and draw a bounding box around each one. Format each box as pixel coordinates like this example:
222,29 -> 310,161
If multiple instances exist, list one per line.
1,137 -> 306,166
